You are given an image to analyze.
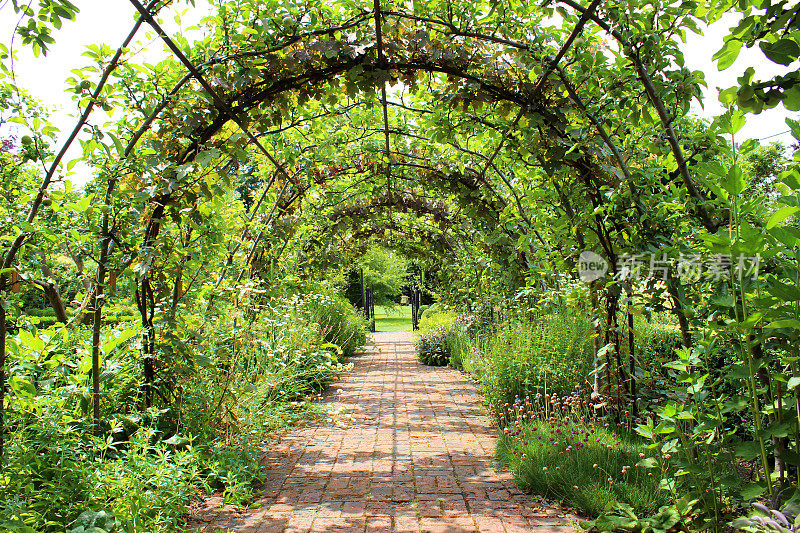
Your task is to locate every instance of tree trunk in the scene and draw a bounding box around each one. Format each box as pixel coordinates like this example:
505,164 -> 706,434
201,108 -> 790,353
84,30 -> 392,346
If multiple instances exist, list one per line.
35,250 -> 69,323
666,271 -> 692,348
604,291 -> 614,397
90,251 -> 108,434
591,281 -> 602,397
170,265 -> 184,319
36,280 -> 68,324
627,294 -> 638,416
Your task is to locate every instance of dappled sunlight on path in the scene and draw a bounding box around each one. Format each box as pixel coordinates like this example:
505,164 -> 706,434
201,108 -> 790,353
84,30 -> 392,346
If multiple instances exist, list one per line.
187,332 -> 577,532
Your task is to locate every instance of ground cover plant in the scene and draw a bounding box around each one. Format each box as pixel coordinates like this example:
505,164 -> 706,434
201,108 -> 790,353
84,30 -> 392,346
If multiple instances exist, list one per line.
496,410 -> 672,517
414,304 -> 709,521
415,326 -> 450,366
417,304 -> 458,333
474,307 -> 595,412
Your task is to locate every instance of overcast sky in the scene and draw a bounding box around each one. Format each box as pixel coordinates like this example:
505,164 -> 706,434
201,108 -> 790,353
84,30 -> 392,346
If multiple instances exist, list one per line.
0,1 -> 796,186
682,15 -> 797,143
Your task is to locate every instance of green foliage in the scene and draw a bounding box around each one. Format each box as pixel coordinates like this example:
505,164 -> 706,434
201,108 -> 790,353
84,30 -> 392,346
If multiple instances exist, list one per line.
474,308 -> 594,423
740,142 -> 787,186
360,247 -> 411,306
0,286 -> 366,531
495,385 -> 672,517
714,0 -> 800,113
176,288 -> 365,441
498,421 -> 671,517
5,0 -> 800,531
201,446 -> 264,507
444,321 -> 472,371
634,315 -> 682,367
413,309 -> 474,369
418,303 -> 457,333
2,388 -> 203,530
8,0 -> 79,57
304,292 -> 368,357
581,500 -> 695,533
415,326 -> 450,366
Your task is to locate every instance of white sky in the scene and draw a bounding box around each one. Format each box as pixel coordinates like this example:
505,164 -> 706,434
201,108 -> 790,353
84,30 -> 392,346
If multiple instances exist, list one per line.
682,15 -> 797,143
0,2 -> 796,187
0,0 -> 207,184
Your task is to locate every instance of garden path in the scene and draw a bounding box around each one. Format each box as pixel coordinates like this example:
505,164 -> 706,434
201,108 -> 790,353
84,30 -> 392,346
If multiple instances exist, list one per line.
187,331 -> 577,532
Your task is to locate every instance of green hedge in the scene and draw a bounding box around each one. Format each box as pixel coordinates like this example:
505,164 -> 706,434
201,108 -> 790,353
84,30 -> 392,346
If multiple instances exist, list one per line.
418,303 -> 458,333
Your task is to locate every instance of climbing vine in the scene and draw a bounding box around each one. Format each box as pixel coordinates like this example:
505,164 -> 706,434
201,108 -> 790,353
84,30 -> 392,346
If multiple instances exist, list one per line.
4,0 -> 800,529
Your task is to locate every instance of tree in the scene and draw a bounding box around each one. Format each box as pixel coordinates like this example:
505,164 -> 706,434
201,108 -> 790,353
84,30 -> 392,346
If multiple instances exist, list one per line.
740,140 -> 787,191
359,246 -> 410,306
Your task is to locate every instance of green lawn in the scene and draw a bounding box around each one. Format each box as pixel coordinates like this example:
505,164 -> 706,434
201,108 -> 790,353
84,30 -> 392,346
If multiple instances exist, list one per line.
373,305 -> 412,332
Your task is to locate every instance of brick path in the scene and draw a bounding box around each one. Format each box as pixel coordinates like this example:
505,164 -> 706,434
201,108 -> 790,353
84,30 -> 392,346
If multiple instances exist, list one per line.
187,331 -> 577,532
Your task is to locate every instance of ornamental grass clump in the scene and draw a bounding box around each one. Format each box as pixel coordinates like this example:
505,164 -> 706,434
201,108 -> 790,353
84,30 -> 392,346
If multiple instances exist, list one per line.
495,387 -> 673,517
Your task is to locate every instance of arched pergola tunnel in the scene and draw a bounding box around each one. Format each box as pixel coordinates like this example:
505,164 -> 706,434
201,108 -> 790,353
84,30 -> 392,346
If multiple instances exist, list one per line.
0,0 -> 720,454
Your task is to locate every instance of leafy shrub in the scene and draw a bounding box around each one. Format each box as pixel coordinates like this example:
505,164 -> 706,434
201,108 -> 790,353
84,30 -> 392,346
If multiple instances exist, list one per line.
2,288 -> 367,532
416,326 -> 449,366
581,500 -> 694,533
632,314 -> 683,408
2,405 -> 203,531
634,314 -> 682,368
201,446 -> 264,506
418,303 -> 457,333
445,317 -> 474,371
303,292 -> 368,356
23,306 -> 56,317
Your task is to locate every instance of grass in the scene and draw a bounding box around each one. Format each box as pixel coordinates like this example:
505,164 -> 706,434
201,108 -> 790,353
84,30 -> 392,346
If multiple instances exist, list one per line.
373,305 -> 412,331
474,309 -> 594,420
494,391 -> 672,518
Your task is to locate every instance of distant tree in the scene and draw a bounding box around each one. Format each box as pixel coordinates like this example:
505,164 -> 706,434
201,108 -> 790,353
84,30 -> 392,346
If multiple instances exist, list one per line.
355,246 -> 410,306
741,141 -> 787,196
742,141 -> 787,183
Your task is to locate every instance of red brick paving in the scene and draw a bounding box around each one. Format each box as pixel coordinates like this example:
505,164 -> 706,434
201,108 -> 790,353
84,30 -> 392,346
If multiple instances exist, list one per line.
187,331 -> 577,532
